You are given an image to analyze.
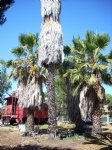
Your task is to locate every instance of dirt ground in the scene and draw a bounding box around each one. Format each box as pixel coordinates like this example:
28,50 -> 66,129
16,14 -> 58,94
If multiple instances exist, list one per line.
0,124 -> 112,150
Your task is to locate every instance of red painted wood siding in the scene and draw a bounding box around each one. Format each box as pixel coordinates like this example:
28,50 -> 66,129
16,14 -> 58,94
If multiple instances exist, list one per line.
3,93 -> 48,123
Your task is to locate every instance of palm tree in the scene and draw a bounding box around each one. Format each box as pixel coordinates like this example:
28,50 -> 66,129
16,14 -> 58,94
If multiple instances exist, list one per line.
59,49 -> 87,133
64,31 -> 112,137
7,33 -> 43,133
38,0 -> 63,138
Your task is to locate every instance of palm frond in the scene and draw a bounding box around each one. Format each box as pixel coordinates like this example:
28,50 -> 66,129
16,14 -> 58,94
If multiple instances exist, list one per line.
85,31 -> 95,43
19,33 -> 37,51
7,71 -> 13,80
73,37 -> 85,51
88,74 -> 98,85
99,54 -> 108,63
101,72 -> 112,85
6,60 -> 13,67
98,64 -> 108,71
11,47 -> 25,57
64,45 -> 72,55
107,50 -> 112,59
95,33 -> 110,49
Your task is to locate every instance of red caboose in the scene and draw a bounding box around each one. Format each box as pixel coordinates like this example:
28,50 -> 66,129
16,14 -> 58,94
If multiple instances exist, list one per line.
2,92 -> 48,125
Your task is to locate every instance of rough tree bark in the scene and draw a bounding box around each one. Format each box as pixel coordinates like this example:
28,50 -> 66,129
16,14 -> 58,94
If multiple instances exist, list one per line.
47,64 -> 57,139
92,97 -> 102,137
26,108 -> 34,133
91,84 -> 105,137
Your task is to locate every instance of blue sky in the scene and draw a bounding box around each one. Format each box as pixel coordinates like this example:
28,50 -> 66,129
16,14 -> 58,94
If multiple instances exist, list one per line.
0,0 -> 112,94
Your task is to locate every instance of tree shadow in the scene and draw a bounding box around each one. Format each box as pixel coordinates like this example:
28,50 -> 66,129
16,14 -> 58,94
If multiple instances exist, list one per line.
100,146 -> 112,150
0,145 -> 72,150
83,132 -> 112,150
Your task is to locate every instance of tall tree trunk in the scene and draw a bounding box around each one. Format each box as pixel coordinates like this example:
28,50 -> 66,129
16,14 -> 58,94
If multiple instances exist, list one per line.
26,108 -> 34,133
47,64 -> 57,139
38,76 -> 44,104
91,83 -> 105,137
92,98 -> 102,137
73,95 -> 86,133
65,78 -> 86,133
75,111 -> 86,133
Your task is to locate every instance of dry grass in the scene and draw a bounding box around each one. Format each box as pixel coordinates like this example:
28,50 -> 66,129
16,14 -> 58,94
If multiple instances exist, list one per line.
0,123 -> 112,150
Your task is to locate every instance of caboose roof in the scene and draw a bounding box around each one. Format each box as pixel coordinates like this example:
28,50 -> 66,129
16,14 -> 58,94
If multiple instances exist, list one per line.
4,91 -> 18,101
4,96 -> 17,101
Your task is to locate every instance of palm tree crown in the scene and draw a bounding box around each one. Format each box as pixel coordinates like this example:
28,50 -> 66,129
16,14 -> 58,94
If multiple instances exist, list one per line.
38,0 -> 63,67
7,33 -> 43,109
64,31 -> 112,95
